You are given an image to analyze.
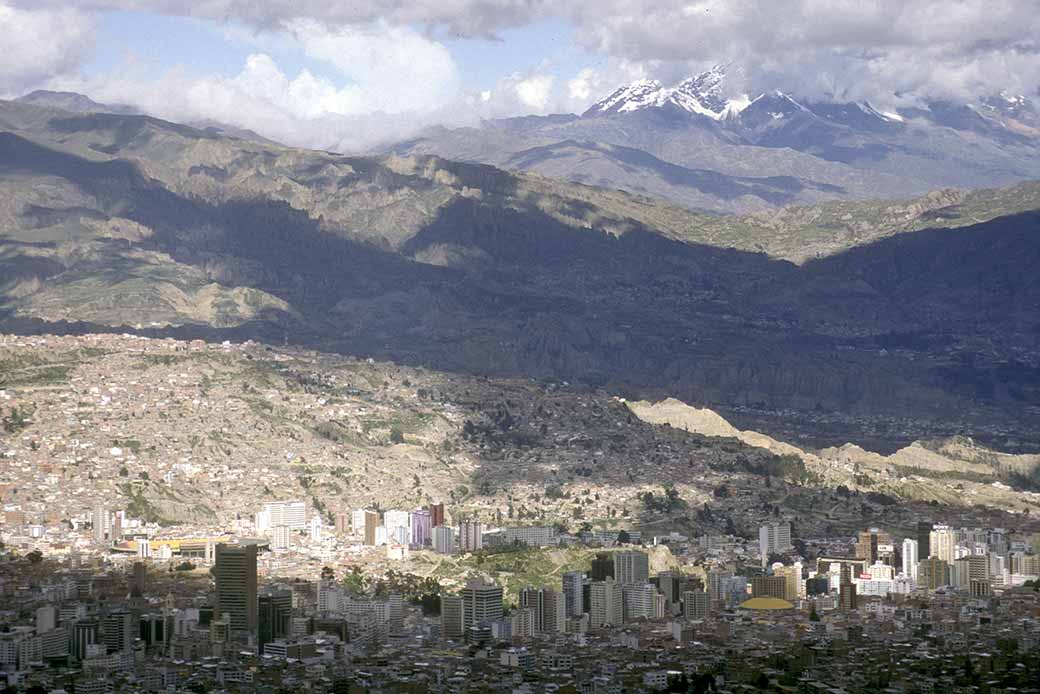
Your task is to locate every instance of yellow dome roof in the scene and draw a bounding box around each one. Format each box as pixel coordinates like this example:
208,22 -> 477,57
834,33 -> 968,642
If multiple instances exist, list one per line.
739,597 -> 794,610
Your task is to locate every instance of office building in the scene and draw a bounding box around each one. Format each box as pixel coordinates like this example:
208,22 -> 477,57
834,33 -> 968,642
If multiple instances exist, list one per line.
262,500 -> 307,530
272,525 -> 291,552
440,594 -> 463,638
683,590 -> 710,620
855,528 -> 893,565
751,576 -> 787,600
614,550 -> 650,585
589,577 -> 624,628
258,591 -> 293,651
902,538 -> 919,580
72,620 -> 100,661
622,583 -> 655,622
214,544 -> 258,633
772,564 -> 803,602
103,610 -> 133,654
562,571 -> 585,617
363,511 -> 380,546
460,578 -> 503,630
916,521 -> 933,559
759,523 -> 792,567
919,556 -> 952,590
590,552 -> 615,581
930,525 -> 959,563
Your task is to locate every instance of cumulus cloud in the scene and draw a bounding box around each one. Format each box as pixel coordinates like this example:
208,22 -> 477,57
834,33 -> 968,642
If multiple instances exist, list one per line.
45,20 -> 466,152
0,2 -> 95,96
562,0 -> 1040,106
5,0 -> 1040,148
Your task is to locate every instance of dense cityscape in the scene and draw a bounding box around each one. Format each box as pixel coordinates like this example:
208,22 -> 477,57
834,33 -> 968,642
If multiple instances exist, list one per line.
3,1 -> 1040,692
1,492 -> 1039,692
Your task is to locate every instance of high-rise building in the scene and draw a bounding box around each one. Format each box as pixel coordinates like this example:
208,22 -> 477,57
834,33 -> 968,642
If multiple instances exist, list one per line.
772,565 -> 802,602
258,591 -> 293,651
613,551 -> 649,585
590,552 -> 615,581
751,576 -> 787,600
458,520 -> 483,553
92,506 -> 109,544
272,525 -> 291,551
541,588 -> 566,633
384,510 -> 410,540
214,544 -> 258,633
562,571 -> 585,617
902,538 -> 919,580
131,561 -> 147,597
363,511 -> 380,546
919,556 -> 951,590
930,525 -> 959,564
916,521 -> 933,559
440,594 -> 463,639
682,590 -> 710,620
589,577 -> 624,628
263,500 -> 307,530
461,578 -> 503,630
622,583 -> 655,622
103,610 -> 133,653
433,525 -> 455,554
429,503 -> 445,528
855,528 -> 892,565
410,509 -> 432,547
759,523 -> 792,567
707,569 -> 733,604
72,620 -> 100,661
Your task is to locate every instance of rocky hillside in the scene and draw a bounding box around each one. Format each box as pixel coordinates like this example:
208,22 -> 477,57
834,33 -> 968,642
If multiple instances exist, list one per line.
1,99 -> 1039,452
3,334 -> 1035,537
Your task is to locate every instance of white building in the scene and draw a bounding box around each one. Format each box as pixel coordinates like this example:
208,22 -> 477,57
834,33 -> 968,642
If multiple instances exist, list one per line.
272,525 -> 291,552
263,500 -> 307,531
901,538 -> 919,579
759,523 -> 792,567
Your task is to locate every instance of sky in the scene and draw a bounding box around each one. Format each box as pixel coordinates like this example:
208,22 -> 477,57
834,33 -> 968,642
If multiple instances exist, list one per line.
1,1 -> 1038,152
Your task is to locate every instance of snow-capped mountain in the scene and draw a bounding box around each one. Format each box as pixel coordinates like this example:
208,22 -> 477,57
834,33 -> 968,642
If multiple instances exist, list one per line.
583,65 -> 751,120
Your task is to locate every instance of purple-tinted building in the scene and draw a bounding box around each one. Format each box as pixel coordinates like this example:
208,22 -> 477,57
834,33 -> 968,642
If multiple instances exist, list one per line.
410,509 -> 432,547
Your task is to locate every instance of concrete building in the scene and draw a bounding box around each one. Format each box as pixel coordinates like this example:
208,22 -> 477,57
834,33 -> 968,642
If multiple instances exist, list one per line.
214,543 -> 258,633
433,525 -> 455,554
682,590 -> 710,620
589,577 -> 624,628
902,538 -> 919,579
613,550 -> 649,585
458,520 -> 483,553
759,522 -> 792,567
460,578 -> 503,630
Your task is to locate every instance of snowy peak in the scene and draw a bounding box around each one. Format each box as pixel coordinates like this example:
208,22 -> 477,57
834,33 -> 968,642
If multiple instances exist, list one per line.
584,79 -> 666,116
584,65 -> 750,120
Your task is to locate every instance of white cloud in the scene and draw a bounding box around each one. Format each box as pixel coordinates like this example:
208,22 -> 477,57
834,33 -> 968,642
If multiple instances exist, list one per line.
45,21 -> 465,152
0,2 -> 95,97
515,73 -> 555,110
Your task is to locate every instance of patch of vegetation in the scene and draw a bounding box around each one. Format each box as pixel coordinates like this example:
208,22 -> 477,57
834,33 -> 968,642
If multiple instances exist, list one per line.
120,483 -> 172,525
639,486 -> 688,513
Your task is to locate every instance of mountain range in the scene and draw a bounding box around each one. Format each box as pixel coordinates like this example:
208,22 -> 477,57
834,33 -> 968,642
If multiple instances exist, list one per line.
0,94 -> 1039,453
389,65 -> 1040,214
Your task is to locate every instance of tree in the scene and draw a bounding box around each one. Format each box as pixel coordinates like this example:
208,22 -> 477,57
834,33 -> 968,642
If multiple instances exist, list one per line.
26,549 -> 43,564
321,566 -> 335,581
389,427 -> 405,444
